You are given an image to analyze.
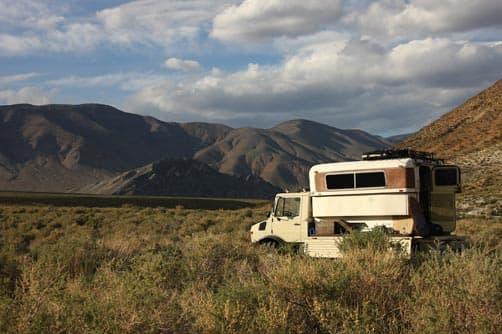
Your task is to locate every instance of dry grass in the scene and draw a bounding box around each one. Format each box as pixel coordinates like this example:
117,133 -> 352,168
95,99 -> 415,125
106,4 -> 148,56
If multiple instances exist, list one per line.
0,203 -> 500,333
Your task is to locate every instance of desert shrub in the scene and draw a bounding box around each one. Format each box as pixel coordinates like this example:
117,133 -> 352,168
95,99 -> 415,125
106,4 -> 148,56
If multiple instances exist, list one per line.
0,249 -> 21,297
0,204 -> 500,333
29,236 -> 108,281
338,226 -> 396,253
456,218 -> 502,251
406,248 -> 501,334
0,295 -> 16,333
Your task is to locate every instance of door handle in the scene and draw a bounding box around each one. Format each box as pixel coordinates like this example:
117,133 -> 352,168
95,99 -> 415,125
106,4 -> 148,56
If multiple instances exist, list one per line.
294,223 -> 301,226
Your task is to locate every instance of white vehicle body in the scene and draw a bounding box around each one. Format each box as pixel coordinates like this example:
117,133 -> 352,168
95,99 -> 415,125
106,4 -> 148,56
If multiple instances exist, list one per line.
250,151 -> 465,258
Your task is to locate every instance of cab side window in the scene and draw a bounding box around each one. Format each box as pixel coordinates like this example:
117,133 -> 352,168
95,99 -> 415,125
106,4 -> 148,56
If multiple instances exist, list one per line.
275,197 -> 300,218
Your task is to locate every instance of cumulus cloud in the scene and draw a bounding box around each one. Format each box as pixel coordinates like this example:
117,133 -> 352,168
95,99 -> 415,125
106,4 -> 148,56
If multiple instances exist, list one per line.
211,0 -> 344,42
351,0 -> 502,39
127,38 -> 502,132
163,58 -> 201,71
0,87 -> 54,105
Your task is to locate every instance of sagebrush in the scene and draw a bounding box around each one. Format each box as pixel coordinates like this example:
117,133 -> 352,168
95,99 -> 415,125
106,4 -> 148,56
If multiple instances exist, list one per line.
0,203 -> 500,333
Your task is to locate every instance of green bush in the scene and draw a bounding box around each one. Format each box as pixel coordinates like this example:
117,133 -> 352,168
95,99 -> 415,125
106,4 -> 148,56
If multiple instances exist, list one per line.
337,226 -> 397,253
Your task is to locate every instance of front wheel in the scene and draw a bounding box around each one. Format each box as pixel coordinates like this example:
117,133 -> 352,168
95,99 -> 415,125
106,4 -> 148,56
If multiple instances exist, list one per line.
259,239 -> 279,249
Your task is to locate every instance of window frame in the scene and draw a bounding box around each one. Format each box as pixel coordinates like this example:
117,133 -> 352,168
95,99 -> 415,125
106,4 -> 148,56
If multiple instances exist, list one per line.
274,196 -> 301,218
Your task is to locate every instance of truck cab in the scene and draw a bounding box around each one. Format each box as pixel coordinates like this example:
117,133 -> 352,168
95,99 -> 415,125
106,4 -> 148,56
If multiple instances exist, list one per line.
250,192 -> 311,246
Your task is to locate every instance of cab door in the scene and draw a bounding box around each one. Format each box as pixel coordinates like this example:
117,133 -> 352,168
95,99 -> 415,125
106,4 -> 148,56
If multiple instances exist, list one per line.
271,195 -> 303,242
431,166 -> 461,233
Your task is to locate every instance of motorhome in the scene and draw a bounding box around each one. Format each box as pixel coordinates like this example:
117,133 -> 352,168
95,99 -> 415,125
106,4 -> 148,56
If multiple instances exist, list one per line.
249,150 -> 467,257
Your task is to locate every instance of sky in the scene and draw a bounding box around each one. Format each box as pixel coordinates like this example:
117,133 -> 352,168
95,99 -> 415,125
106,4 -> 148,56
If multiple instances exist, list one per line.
0,0 -> 501,136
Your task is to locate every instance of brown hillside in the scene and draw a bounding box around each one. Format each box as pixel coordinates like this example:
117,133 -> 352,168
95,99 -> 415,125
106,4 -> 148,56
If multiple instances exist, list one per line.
195,120 -> 391,190
398,80 -> 501,159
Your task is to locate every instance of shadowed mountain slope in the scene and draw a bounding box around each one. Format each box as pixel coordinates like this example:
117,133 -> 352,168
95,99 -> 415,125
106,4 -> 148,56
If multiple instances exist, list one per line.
386,133 -> 412,145
81,159 -> 281,198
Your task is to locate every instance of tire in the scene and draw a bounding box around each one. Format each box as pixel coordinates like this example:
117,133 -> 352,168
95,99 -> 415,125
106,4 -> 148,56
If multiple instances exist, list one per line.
260,239 -> 279,249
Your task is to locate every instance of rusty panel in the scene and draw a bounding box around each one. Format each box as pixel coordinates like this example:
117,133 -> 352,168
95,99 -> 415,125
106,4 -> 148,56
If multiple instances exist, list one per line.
386,168 -> 415,188
314,172 -> 328,192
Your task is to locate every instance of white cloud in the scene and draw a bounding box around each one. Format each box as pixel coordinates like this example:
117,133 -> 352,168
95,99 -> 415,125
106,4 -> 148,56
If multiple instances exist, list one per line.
0,33 -> 42,56
0,0 -> 65,31
273,30 -> 350,54
0,72 -> 39,85
0,23 -> 103,56
44,23 -> 103,52
127,38 -> 502,132
352,0 -> 502,40
96,0 -> 231,46
211,0 -> 344,42
0,0 -> 232,55
164,58 -> 201,71
0,87 -> 54,105
48,72 -> 168,92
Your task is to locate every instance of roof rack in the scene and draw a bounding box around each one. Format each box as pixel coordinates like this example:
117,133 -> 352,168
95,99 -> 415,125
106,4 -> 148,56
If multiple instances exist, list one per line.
362,149 -> 444,163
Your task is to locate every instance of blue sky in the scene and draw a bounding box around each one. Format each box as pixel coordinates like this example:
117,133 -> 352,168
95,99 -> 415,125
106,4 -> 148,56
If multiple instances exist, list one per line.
0,0 -> 501,136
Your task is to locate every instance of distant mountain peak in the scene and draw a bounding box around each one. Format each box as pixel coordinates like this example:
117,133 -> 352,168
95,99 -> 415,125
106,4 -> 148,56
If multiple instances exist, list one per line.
272,119 -> 339,131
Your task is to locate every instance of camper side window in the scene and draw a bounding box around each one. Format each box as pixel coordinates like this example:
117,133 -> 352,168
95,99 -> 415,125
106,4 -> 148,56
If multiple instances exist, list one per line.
275,197 -> 300,218
356,172 -> 386,188
326,174 -> 354,189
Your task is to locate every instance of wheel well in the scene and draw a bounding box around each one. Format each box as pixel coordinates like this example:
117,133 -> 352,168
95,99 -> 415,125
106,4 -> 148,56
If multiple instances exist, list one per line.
258,237 -> 282,247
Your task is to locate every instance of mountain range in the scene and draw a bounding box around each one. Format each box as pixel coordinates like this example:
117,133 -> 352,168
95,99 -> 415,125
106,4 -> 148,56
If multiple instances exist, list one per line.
0,104 -> 391,196
2,79 -> 499,199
